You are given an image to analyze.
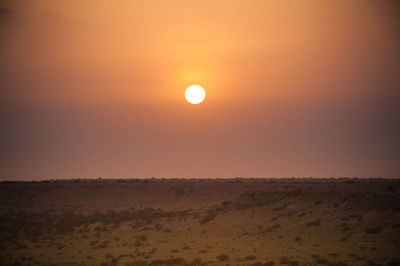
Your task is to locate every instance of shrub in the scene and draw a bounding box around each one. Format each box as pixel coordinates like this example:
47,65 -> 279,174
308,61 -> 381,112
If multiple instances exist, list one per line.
306,219 -> 321,227
252,262 -> 275,266
99,240 -> 109,248
245,255 -> 256,260
264,223 -> 280,233
280,256 -> 289,264
350,214 -> 363,221
200,211 -> 218,224
154,223 -> 163,231
333,262 -> 347,266
273,204 -> 290,211
217,254 -> 229,262
148,248 -> 157,254
216,201 -> 231,213
191,258 -> 202,264
386,259 -> 400,266
366,227 -> 382,234
110,257 -> 118,265
311,254 -> 330,264
134,239 -> 145,247
149,258 -> 185,265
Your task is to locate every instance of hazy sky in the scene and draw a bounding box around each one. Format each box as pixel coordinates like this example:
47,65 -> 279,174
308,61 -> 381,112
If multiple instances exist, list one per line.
1,0 -> 399,179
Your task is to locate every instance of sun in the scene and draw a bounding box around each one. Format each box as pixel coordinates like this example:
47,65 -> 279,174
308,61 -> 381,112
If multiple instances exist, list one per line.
185,85 -> 206,104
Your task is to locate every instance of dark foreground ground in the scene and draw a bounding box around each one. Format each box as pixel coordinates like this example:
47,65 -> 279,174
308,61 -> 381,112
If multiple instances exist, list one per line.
0,178 -> 399,266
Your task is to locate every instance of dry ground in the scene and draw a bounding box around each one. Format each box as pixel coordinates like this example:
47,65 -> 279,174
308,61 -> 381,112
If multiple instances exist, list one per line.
0,178 -> 399,265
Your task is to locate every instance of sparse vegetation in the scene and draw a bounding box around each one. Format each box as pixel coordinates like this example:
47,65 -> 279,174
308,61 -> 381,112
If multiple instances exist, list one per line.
0,178 -> 398,265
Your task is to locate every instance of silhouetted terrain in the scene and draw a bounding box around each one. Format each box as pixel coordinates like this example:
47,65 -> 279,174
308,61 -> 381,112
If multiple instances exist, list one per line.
0,178 -> 399,265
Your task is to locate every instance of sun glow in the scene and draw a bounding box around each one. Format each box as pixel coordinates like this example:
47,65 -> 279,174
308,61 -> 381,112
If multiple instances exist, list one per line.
185,85 -> 206,104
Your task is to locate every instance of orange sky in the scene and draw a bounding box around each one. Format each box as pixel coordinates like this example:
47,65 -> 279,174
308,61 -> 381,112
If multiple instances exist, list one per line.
1,0 -> 399,179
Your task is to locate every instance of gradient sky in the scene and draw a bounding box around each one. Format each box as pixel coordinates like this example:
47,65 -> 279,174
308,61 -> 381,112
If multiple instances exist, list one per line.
1,0 -> 399,179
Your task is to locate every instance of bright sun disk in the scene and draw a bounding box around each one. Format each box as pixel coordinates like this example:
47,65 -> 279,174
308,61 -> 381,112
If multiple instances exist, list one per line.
185,85 -> 206,104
